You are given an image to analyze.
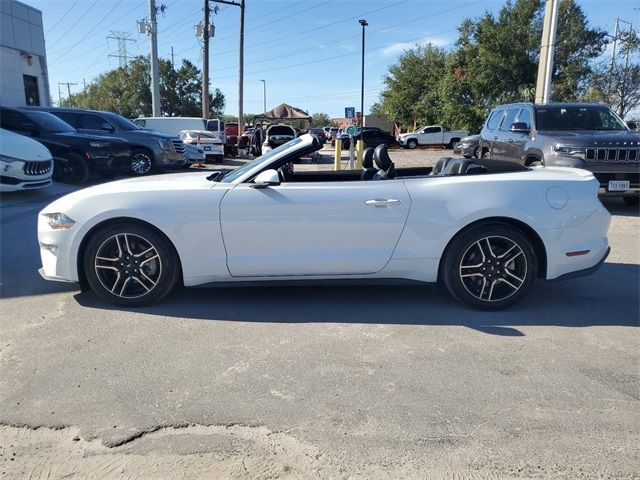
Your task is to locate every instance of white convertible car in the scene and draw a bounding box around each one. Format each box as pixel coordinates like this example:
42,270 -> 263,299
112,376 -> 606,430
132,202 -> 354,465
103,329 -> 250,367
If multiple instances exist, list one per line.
38,134 -> 610,309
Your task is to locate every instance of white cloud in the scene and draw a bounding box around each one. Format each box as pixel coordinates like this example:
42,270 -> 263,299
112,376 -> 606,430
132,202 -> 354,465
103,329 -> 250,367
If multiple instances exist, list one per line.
381,37 -> 451,57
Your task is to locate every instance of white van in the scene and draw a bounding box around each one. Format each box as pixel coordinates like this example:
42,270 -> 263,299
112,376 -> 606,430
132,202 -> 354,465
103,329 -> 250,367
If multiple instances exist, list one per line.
133,117 -> 226,144
0,128 -> 53,192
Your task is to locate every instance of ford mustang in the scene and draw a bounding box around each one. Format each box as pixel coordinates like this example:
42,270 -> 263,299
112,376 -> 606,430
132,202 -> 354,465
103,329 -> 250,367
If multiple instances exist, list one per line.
38,134 -> 611,309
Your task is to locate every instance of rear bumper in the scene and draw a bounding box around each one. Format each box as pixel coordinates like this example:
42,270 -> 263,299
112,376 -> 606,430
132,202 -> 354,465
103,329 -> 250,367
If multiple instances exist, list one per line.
548,247 -> 610,281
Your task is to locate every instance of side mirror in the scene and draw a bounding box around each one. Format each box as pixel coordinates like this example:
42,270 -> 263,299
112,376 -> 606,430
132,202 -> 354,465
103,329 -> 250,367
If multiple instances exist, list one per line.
250,169 -> 280,188
510,122 -> 530,133
101,122 -> 115,132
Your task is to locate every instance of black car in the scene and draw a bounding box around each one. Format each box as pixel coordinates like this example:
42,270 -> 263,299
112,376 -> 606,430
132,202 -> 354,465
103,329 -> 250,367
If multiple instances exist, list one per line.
336,127 -> 398,150
0,107 -> 130,184
28,107 -> 186,175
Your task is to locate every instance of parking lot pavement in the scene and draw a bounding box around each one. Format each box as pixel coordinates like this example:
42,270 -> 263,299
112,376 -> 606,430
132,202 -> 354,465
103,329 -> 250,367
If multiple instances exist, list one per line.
0,177 -> 638,478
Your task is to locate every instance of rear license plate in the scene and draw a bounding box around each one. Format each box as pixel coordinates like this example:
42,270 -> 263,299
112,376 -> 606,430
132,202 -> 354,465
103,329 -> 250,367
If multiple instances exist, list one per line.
608,180 -> 630,192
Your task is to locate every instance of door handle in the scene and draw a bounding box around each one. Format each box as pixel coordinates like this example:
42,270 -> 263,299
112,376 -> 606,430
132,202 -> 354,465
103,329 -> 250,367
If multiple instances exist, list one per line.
508,139 -> 514,143
493,136 -> 499,140
364,199 -> 401,206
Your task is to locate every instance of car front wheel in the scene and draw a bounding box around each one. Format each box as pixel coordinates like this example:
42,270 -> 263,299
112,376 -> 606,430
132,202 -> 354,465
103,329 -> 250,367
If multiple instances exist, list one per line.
84,222 -> 180,307
441,223 -> 536,309
406,139 -> 418,149
130,149 -> 153,176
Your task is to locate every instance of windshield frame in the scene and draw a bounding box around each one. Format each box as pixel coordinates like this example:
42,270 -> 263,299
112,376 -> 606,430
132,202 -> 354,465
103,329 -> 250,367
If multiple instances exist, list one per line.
219,135 -> 318,184
104,112 -> 140,131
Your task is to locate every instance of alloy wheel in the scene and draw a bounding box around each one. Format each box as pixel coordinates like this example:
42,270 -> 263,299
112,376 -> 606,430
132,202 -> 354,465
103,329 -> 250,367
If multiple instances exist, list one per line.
94,233 -> 162,299
458,235 -> 527,302
131,153 -> 152,175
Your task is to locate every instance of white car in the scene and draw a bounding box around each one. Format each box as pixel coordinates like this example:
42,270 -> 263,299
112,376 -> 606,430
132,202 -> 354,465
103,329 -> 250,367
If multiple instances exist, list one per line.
262,124 -> 296,154
37,135 -> 610,309
178,130 -> 224,163
398,125 -> 468,149
0,128 -> 53,192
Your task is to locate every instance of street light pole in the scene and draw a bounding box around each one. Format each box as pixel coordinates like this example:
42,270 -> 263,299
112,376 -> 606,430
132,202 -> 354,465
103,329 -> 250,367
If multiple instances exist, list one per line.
359,19 -> 368,126
260,79 -> 266,113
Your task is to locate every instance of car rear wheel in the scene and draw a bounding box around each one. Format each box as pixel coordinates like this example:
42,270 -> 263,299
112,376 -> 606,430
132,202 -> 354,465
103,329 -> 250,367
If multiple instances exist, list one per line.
54,152 -> 90,185
448,139 -> 460,149
407,139 -> 418,149
130,149 -> 153,176
84,222 -> 180,307
441,223 -> 536,309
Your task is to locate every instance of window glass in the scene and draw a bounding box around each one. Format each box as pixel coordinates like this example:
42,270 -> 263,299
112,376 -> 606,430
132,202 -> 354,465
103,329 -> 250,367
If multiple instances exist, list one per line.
24,111 -> 76,133
487,110 -> 503,130
55,112 -> 79,128
82,113 -> 108,130
499,109 -> 519,131
424,127 -> 439,134
0,109 -> 29,131
517,109 -> 531,127
536,106 -> 627,130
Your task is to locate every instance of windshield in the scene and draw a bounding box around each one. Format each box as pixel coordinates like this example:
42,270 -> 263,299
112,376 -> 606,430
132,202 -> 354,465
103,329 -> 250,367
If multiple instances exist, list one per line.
220,137 -> 303,183
27,111 -> 77,133
536,106 -> 628,131
108,113 -> 140,131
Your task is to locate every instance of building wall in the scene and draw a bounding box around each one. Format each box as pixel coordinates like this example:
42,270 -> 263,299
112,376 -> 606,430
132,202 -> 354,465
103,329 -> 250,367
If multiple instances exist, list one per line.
0,0 -> 50,107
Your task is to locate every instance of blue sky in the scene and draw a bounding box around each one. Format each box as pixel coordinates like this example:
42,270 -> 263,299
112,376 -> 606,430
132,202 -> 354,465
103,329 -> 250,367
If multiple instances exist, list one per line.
30,0 -> 640,118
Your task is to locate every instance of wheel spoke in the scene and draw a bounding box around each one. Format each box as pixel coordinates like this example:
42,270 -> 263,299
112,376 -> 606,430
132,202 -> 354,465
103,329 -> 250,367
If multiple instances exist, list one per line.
139,270 -> 157,289
140,254 -> 159,267
96,265 -> 119,272
484,238 -> 496,257
504,268 -> 524,284
123,234 -> 133,255
497,277 -> 520,292
132,276 -> 151,292
134,247 -> 155,258
119,277 -> 131,296
109,273 -> 122,293
502,248 -> 523,264
479,277 -> 487,299
475,241 -> 486,262
114,236 -> 123,258
487,280 -> 497,301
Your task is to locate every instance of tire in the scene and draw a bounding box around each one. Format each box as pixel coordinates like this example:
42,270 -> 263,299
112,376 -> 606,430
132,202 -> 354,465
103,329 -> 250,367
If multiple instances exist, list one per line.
481,149 -> 491,160
441,223 -> 537,310
623,195 -> 639,207
448,139 -> 460,149
130,149 -> 153,176
407,139 -> 418,150
527,158 -> 543,167
54,152 -> 90,185
473,146 -> 479,158
83,222 -> 180,307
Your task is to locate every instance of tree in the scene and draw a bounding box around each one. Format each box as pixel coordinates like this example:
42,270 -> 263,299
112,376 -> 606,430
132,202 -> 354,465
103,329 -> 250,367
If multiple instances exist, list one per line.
310,112 -> 331,127
62,56 -> 226,118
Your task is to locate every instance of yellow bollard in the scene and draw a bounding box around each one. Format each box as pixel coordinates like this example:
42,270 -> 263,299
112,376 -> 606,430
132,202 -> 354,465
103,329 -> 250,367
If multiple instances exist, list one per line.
355,140 -> 364,169
334,139 -> 342,171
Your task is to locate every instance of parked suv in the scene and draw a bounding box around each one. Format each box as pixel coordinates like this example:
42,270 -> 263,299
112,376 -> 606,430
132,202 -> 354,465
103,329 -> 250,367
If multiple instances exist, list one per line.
480,102 -> 640,205
0,107 -> 130,184
28,107 -> 186,175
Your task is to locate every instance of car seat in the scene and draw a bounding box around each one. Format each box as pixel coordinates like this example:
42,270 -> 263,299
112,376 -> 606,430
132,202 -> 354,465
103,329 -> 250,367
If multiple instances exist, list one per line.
432,157 -> 455,175
360,147 -> 377,180
372,144 -> 396,180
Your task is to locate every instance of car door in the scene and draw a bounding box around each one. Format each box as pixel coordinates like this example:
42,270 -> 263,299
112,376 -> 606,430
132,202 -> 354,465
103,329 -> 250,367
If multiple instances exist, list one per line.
219,179 -> 411,277
494,109 -> 519,159
420,127 -> 441,145
509,108 -> 532,162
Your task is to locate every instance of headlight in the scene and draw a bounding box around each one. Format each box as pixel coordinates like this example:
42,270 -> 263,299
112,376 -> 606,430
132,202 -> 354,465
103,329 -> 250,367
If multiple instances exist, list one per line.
89,142 -> 110,148
156,138 -> 172,150
0,153 -> 22,163
552,145 -> 586,156
42,212 -> 76,230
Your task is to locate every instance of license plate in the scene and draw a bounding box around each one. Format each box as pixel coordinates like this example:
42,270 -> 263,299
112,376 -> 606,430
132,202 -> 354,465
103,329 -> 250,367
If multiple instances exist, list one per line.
608,180 -> 629,192
204,146 -> 211,151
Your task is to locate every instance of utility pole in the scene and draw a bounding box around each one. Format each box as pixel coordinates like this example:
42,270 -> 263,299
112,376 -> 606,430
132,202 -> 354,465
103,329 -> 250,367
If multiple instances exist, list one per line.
202,0 -> 210,117
534,0 -> 559,104
107,30 -> 135,68
359,19 -> 368,127
171,46 -> 175,70
58,82 -> 77,106
148,0 -> 161,116
213,0 -> 245,133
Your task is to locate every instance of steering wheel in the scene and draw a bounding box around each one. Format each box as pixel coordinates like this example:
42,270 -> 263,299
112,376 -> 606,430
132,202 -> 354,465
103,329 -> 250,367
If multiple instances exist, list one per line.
277,162 -> 293,182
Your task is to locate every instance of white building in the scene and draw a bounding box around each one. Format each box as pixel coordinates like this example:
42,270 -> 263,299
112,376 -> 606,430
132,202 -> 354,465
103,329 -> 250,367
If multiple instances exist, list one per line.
0,0 -> 50,107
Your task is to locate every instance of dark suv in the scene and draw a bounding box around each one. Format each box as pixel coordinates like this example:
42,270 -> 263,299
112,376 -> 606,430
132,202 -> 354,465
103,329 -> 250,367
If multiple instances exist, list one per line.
0,107 -> 130,184
480,102 -> 640,205
28,107 -> 186,175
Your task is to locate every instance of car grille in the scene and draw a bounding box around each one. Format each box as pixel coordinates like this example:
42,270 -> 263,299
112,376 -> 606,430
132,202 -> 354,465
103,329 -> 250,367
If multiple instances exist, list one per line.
171,139 -> 185,154
23,160 -> 53,176
585,147 -> 640,162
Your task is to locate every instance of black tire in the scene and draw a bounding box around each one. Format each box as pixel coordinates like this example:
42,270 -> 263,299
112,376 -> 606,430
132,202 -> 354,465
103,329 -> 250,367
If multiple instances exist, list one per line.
83,222 -> 180,307
473,146 -> 479,158
448,139 -> 460,149
441,223 -> 537,310
130,149 -> 153,176
54,152 -> 90,185
527,158 -> 543,167
623,195 -> 639,207
407,139 -> 418,149
481,149 -> 491,160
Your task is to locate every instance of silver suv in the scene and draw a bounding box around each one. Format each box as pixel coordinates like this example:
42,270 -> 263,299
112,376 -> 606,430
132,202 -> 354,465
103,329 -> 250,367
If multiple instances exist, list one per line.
480,102 -> 640,205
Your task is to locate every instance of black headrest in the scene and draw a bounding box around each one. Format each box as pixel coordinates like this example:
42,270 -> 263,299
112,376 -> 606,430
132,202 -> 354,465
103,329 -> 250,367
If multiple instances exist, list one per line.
444,158 -> 471,175
362,147 -> 375,169
432,157 -> 454,176
373,144 -> 392,170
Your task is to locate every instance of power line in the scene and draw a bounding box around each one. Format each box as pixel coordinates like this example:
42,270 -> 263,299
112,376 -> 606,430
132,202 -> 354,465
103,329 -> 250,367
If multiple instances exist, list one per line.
107,30 -> 136,68
48,0 -> 101,49
45,0 -> 81,34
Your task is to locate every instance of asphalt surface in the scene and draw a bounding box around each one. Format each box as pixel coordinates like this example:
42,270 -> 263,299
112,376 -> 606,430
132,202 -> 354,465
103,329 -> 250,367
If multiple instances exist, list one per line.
0,160 -> 638,479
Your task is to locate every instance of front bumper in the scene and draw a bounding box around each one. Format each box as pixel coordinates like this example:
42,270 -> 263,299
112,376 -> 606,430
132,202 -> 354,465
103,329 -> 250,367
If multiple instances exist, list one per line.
154,149 -> 187,168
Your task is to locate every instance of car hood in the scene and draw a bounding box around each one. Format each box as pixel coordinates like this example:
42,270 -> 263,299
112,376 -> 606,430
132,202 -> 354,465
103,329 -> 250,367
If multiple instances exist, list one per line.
129,129 -> 180,140
42,172 -> 215,214
460,134 -> 481,142
538,130 -> 640,146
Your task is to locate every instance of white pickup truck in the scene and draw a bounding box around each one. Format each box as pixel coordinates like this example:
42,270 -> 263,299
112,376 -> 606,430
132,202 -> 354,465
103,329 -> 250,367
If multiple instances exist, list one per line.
397,125 -> 468,149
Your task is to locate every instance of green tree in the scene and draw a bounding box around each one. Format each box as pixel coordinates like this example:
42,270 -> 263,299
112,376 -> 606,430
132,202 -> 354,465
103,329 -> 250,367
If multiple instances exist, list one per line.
62,56 -> 225,118
310,112 -> 332,127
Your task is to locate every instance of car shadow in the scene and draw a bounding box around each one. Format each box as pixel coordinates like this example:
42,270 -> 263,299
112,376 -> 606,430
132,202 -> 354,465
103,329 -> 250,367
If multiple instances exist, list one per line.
73,262 -> 639,336
601,197 -> 639,218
